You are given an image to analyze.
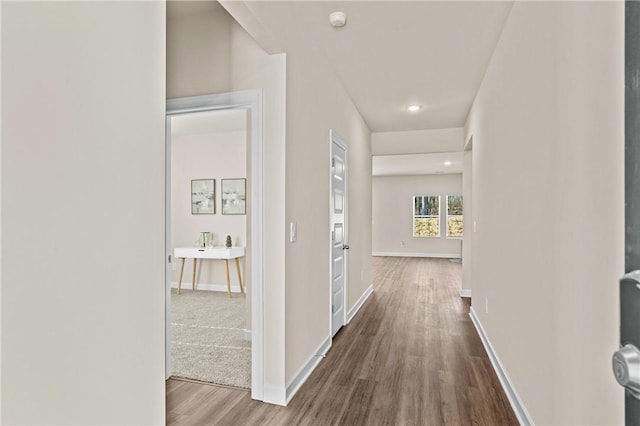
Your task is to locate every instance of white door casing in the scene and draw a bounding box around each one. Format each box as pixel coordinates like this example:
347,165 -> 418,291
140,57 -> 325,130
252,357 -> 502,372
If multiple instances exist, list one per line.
330,131 -> 348,337
165,90 -> 264,401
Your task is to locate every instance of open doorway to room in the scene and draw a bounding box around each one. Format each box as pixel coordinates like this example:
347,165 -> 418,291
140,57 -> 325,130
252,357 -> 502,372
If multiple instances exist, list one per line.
167,107 -> 251,389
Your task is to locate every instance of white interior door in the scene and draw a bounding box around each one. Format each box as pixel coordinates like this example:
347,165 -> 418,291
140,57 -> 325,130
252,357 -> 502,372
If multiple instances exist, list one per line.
330,133 -> 347,337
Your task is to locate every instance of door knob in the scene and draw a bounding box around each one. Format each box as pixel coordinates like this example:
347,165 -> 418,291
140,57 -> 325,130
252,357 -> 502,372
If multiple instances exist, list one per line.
342,245 -> 350,250
613,344 -> 640,399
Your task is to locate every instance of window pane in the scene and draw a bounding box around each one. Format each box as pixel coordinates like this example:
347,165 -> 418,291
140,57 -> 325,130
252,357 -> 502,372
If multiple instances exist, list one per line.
414,195 -> 439,216
447,216 -> 463,237
414,217 -> 439,237
447,195 -> 463,215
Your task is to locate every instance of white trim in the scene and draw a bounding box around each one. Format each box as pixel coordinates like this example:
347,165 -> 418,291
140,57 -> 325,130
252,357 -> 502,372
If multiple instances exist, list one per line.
165,118 -> 173,380
286,335 -> 332,404
263,385 -> 286,406
166,90 -> 264,401
469,307 -> 534,426
459,289 -> 472,298
347,284 -> 374,324
243,329 -> 252,341
372,252 -> 461,259
170,282 -> 243,293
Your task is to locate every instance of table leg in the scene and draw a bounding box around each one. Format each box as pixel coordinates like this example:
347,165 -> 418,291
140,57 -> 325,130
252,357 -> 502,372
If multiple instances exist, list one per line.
224,259 -> 232,298
177,258 -> 185,295
235,258 -> 244,293
192,258 -> 197,291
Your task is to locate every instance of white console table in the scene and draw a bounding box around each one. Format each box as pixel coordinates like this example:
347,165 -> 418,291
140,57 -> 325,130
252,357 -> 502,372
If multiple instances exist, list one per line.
173,247 -> 245,298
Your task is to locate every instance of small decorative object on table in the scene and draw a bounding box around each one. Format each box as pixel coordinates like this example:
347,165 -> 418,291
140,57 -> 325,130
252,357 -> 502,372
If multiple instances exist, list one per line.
199,232 -> 212,249
226,235 -> 232,248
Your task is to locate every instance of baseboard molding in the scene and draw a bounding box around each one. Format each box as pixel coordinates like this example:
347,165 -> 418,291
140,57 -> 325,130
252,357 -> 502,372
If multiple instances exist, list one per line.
372,252 -> 461,259
286,335 -> 332,404
243,329 -> 252,341
170,281 -> 243,293
263,384 -> 287,406
459,289 -> 472,298
469,307 -> 534,426
347,284 -> 374,324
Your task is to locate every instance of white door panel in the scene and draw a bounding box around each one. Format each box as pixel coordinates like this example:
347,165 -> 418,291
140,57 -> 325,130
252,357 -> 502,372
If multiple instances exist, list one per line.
330,134 -> 347,337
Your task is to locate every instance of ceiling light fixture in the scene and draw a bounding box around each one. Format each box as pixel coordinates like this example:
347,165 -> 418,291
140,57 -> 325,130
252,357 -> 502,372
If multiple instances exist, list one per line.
329,11 -> 347,28
444,161 -> 452,166
407,104 -> 422,112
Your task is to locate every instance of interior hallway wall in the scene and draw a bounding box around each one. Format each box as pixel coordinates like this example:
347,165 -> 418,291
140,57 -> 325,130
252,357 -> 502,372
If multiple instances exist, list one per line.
171,1 -> 374,395
283,48 -> 372,385
462,150 -> 472,294
167,1 -> 288,395
465,2 -> 624,423
2,2 -> 166,423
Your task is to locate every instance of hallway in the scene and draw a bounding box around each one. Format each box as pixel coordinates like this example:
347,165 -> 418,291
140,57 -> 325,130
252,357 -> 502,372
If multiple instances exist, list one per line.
166,257 -> 518,425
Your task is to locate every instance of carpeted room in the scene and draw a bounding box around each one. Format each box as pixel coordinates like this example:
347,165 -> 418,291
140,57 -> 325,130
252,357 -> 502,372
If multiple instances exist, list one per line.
168,108 -> 251,390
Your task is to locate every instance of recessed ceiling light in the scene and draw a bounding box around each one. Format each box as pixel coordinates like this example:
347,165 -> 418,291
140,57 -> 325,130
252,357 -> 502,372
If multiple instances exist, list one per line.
407,104 -> 422,112
444,161 -> 452,166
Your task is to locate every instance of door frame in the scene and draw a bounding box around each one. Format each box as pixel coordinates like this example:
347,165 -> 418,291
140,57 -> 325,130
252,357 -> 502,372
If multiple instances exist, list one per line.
165,90 -> 265,401
329,129 -> 348,337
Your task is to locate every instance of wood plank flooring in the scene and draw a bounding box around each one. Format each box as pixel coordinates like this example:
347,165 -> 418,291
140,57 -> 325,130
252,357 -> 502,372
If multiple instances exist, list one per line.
167,257 -> 518,425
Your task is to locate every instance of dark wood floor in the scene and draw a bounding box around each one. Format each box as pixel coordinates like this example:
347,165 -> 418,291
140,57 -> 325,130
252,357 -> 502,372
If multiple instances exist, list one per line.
167,257 -> 518,425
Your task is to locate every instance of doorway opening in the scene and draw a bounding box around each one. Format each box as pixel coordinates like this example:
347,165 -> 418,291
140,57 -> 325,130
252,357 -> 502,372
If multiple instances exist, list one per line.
166,91 -> 264,400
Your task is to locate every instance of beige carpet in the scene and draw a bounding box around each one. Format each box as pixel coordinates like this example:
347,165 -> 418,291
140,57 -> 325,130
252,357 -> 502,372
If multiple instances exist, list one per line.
170,289 -> 251,389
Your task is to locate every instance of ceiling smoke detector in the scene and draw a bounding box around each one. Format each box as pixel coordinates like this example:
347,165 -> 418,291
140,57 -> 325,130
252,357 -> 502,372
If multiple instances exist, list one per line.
329,11 -> 347,28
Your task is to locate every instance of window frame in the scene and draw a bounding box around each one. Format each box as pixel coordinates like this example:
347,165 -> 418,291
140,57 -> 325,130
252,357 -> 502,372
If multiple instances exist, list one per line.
412,195 -> 441,238
446,194 -> 463,239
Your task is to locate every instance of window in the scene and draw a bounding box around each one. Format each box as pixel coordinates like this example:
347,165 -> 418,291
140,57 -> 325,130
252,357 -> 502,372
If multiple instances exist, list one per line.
446,195 -> 463,238
413,195 -> 440,237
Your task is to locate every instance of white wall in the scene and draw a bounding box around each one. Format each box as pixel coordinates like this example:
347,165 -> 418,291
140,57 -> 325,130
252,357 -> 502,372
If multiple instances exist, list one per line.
221,3 -> 374,391
167,2 -> 288,396
372,128 -> 463,155
283,48 -> 372,384
465,2 -> 624,424
2,2 -> 166,424
167,2 -> 231,98
373,174 -> 462,257
229,20 -> 288,398
171,129 -> 247,287
462,150 -> 472,294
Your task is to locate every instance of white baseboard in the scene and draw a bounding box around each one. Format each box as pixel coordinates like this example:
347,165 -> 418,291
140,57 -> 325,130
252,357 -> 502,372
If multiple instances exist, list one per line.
263,384 -> 287,406
243,329 -> 252,341
372,252 -> 461,259
286,335 -> 332,404
171,281 -> 243,293
469,307 -> 533,426
347,284 -> 374,324
459,289 -> 472,298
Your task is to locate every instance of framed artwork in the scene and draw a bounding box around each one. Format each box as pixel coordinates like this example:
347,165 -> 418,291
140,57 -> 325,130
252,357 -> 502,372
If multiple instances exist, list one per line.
221,178 -> 246,215
191,179 -> 215,214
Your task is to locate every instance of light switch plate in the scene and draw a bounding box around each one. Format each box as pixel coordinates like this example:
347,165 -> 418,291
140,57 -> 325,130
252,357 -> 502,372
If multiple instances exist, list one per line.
290,222 -> 297,242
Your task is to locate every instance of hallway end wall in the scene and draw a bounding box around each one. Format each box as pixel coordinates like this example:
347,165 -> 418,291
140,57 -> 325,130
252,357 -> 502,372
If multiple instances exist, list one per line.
372,174 -> 462,258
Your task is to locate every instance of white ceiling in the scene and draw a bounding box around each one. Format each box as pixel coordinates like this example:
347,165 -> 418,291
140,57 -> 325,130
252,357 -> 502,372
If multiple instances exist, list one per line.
234,1 -> 514,132
373,152 -> 463,177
